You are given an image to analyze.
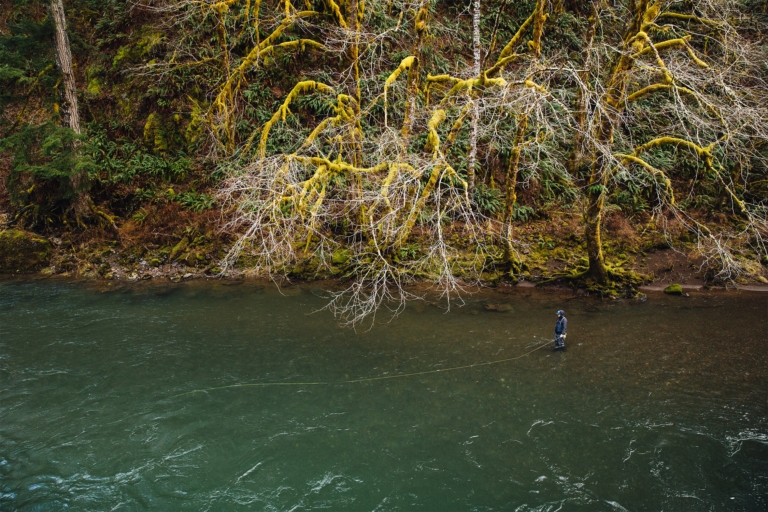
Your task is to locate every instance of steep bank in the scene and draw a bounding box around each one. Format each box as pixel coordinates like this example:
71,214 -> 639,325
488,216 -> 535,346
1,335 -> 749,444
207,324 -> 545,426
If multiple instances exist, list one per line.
2,206 -> 766,295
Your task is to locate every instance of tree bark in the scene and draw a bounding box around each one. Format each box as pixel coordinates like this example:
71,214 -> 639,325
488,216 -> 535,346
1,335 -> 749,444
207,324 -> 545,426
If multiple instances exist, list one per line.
583,0 -> 651,283
50,0 -> 89,216
402,3 -> 428,138
585,151 -> 608,282
50,0 -> 80,135
466,0 -> 482,199
502,114 -> 528,267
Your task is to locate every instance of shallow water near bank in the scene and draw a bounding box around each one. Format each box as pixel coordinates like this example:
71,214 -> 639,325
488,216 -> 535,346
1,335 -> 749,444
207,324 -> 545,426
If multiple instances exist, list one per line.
1,279 -> 766,510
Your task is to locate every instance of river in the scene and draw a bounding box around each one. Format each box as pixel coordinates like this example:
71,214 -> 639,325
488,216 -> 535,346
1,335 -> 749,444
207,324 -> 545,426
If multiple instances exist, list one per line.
1,279 -> 766,510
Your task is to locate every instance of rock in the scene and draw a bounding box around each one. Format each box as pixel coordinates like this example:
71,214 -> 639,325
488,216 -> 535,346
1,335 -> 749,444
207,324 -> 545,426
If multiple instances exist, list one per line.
182,273 -> 193,279
484,303 -> 514,312
664,283 -> 683,295
755,275 -> 768,284
149,258 -> 162,267
0,229 -> 53,273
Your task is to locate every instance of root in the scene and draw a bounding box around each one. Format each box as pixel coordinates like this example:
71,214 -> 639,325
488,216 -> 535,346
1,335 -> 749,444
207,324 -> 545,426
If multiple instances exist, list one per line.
89,200 -> 118,230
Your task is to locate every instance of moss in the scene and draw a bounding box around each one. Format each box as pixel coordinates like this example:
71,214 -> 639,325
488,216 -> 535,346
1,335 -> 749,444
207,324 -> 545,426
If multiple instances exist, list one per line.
332,249 -> 351,265
169,237 -> 190,261
664,283 -> 683,295
0,230 -> 53,273
113,27 -> 164,69
143,113 -> 171,152
86,64 -> 105,95
185,99 -> 206,145
112,45 -> 132,68
143,112 -> 186,152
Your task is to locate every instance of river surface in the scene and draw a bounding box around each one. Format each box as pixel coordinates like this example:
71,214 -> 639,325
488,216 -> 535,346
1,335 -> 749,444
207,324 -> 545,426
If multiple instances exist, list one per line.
1,279 -> 766,511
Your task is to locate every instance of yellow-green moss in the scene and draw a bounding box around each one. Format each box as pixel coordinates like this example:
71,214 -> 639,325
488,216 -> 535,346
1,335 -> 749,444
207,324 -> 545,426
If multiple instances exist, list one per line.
169,237 -> 190,261
0,230 -> 52,273
331,249 -> 350,265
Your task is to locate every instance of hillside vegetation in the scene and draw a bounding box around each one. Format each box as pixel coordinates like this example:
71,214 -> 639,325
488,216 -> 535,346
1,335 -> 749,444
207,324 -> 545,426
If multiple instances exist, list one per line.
2,0 -> 768,323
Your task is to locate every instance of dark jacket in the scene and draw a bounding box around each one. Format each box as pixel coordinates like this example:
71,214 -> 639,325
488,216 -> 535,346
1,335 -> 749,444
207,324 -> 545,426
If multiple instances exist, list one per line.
555,316 -> 568,335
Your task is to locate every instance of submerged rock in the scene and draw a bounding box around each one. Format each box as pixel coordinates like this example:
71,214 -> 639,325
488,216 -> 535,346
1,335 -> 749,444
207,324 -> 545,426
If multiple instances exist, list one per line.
484,303 -> 515,312
0,229 -> 53,273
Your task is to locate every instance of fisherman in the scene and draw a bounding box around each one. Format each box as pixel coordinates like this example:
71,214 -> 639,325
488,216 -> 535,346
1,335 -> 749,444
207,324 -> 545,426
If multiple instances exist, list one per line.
554,310 -> 567,349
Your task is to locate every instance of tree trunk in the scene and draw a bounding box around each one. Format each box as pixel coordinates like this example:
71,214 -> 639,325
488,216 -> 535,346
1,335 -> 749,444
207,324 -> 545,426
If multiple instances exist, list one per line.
402,3 -> 428,138
582,0 -> 650,282
50,0 -> 80,135
502,114 -> 528,266
50,0 -> 88,216
466,0 -> 482,199
584,153 -> 608,282
348,0 -> 365,227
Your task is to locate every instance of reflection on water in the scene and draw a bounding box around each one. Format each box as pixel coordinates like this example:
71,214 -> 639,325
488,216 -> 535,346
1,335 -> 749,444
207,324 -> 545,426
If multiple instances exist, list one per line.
0,279 -> 766,510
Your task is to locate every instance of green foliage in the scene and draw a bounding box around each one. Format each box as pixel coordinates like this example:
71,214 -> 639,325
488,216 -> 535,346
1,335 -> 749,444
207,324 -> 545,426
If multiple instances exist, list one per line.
174,191 -> 216,213
473,183 -> 503,216
132,208 -> 149,225
610,176 -> 649,213
294,92 -> 336,117
398,244 -> 420,261
0,123 -> 95,211
87,127 -> 190,185
0,16 -> 56,114
513,203 -> 535,222
586,184 -> 606,196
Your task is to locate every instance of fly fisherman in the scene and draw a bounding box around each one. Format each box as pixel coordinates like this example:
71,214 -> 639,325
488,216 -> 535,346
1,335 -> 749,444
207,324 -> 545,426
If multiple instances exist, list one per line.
554,310 -> 567,349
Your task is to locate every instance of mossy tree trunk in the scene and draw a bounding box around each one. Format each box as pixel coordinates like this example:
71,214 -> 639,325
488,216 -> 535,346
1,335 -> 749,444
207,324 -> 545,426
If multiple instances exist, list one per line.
502,114 -> 528,268
501,0 -> 545,268
584,151 -> 608,282
582,0 -> 651,283
403,4 -> 429,139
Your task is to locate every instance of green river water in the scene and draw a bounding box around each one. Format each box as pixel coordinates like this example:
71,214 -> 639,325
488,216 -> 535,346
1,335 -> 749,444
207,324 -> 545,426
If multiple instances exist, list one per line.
1,279 -> 766,511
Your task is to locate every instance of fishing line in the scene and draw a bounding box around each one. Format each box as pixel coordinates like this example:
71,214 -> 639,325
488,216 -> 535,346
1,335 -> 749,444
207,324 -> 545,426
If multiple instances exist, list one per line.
171,338 -> 553,399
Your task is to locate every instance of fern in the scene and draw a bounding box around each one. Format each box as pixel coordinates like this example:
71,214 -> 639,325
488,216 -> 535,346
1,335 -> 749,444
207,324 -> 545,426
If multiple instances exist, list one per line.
473,183 -> 504,216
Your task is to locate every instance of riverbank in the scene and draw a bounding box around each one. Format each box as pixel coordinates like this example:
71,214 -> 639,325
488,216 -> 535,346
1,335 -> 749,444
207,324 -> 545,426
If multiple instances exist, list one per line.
2,223 -> 768,296
2,203 -> 768,297
3,259 -> 768,301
